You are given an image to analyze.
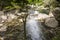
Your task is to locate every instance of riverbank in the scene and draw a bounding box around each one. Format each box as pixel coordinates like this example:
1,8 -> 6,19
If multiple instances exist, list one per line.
0,5 -> 60,40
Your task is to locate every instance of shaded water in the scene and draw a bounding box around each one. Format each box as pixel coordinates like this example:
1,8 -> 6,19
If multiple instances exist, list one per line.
26,10 -> 45,40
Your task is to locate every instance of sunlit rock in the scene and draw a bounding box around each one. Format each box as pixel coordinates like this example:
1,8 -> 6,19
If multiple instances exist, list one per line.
0,15 -> 7,23
37,13 -> 49,19
0,37 -> 4,40
0,24 -> 3,26
19,19 -> 23,23
45,17 -> 58,28
0,26 -> 7,31
7,14 -> 17,22
34,13 -> 49,22
7,14 -> 16,19
1,15 -> 7,22
1,15 -> 7,20
49,12 -> 54,17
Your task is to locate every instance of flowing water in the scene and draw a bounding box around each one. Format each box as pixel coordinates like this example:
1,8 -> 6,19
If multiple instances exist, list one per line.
26,9 -> 45,40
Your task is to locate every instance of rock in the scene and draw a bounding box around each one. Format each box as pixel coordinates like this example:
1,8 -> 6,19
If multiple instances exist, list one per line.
0,15 -> 7,23
0,37 -> 4,40
0,11 -> 27,40
0,11 -> 4,15
7,14 -> 17,22
52,7 -> 60,23
19,19 -> 23,23
27,13 -> 50,23
0,24 -> 3,26
0,26 -> 7,31
16,13 -> 21,16
1,15 -> 7,20
49,12 -> 54,17
35,13 -> 49,22
45,17 -> 58,28
1,15 -> 7,22
7,14 -> 17,19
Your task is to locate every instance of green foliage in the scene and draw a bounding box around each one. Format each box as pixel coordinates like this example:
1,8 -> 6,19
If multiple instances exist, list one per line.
52,29 -> 60,40
0,0 -> 28,10
27,0 -> 43,5
39,9 -> 49,14
0,0 -> 43,10
44,0 -> 60,8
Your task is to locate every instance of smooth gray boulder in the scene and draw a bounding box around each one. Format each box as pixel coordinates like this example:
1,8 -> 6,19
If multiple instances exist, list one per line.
45,17 -> 58,28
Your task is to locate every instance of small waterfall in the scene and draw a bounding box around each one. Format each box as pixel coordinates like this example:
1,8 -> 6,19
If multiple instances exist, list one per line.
26,10 -> 45,40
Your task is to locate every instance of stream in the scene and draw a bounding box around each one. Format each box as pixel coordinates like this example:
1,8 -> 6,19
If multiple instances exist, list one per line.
26,8 -> 45,40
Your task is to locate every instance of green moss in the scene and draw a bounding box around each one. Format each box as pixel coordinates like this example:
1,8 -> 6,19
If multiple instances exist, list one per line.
52,28 -> 60,40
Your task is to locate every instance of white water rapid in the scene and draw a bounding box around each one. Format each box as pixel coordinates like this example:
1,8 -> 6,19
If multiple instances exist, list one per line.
26,9 -> 45,40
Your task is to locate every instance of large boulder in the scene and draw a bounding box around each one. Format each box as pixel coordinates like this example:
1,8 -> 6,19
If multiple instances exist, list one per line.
45,17 -> 58,28
52,8 -> 60,23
